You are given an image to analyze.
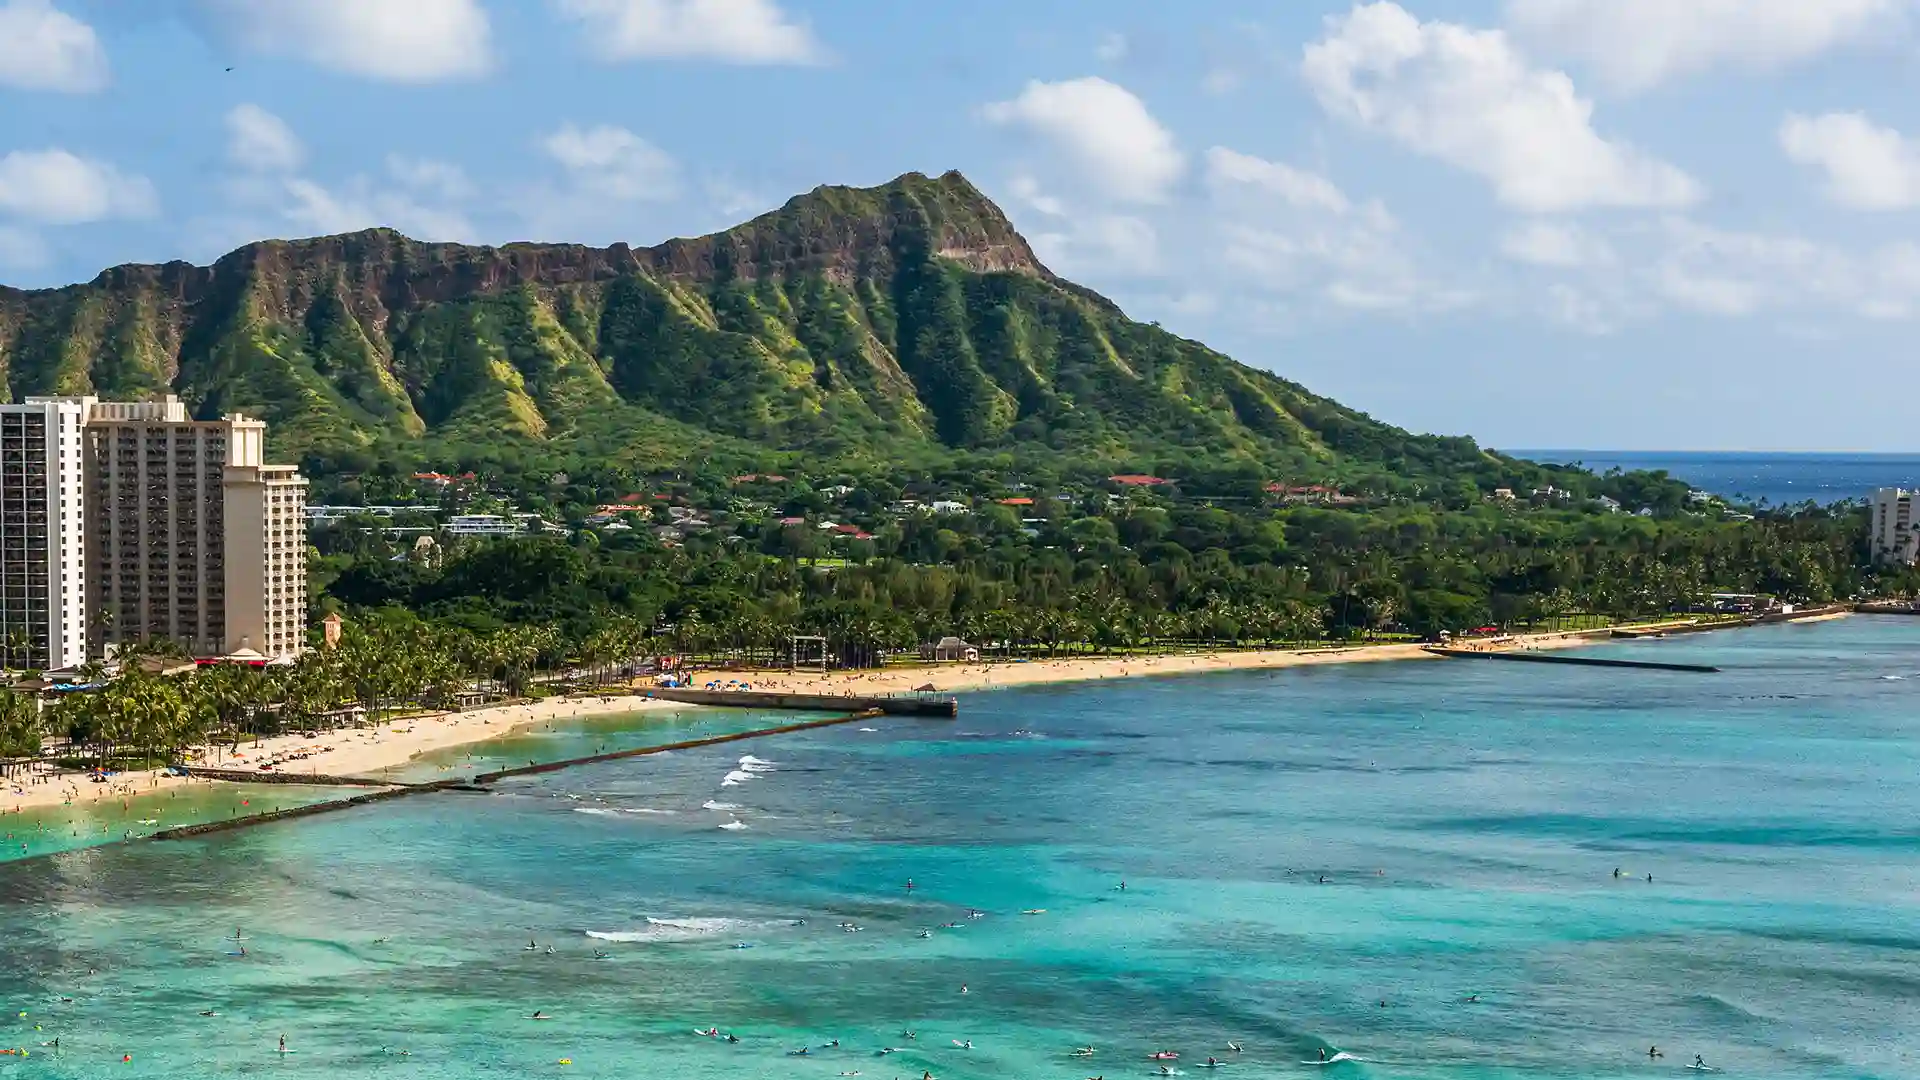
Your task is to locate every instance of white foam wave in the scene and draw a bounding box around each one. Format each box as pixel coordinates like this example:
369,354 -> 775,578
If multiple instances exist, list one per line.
587,917 -> 766,943
718,819 -> 749,831
702,800 -> 742,811
572,807 -> 620,817
622,808 -> 678,815
738,754 -> 775,767
721,769 -> 755,785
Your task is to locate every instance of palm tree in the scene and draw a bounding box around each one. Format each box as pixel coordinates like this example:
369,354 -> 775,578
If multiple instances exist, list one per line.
2,628 -> 31,674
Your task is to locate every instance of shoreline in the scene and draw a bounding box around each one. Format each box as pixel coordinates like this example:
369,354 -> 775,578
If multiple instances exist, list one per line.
3,610 -> 1851,817
3,694 -> 688,815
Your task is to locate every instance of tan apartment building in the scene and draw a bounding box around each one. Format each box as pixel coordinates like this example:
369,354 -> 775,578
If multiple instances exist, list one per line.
83,396 -> 307,660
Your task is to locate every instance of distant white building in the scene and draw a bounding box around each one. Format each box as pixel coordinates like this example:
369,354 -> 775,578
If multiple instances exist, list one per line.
446,513 -> 562,536
1872,488 -> 1919,565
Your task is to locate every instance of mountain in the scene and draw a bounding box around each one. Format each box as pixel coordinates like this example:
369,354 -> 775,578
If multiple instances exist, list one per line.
0,170 -> 1496,482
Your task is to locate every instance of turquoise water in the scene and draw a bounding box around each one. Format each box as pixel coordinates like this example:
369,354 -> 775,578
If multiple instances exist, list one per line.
1,782 -> 364,863
3,619 -> 1920,1078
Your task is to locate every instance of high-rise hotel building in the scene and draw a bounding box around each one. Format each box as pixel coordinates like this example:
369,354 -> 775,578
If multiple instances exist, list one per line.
0,398 -> 93,670
0,394 -> 307,670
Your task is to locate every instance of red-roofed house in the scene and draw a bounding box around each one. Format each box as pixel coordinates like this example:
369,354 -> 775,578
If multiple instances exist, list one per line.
777,516 -> 805,526
998,496 -> 1035,506
618,493 -> 646,504
1109,474 -> 1169,487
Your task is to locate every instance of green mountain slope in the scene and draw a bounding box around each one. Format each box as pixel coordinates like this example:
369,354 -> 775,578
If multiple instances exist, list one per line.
0,170 -> 1498,480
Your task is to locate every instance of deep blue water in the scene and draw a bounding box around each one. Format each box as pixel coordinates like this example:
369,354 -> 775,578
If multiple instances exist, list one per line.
3,618 -> 1920,1078
1513,450 -> 1920,506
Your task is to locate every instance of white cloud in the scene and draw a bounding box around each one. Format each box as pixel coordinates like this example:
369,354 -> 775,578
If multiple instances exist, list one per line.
1500,220 -> 1614,267
0,0 -> 107,92
1203,145 -> 1464,315
1780,111 -> 1920,210
1301,2 -> 1703,213
225,104 -> 304,173
1205,146 -> 1350,213
1007,173 -> 1066,217
703,176 -> 769,219
280,174 -> 476,242
1032,215 -> 1161,277
1649,218 -> 1884,319
212,111 -> 478,245
552,0 -> 825,65
983,77 -> 1184,204
541,123 -> 681,201
0,149 -> 155,224
0,224 -> 47,269
1542,282 -> 1619,334
1506,0 -> 1903,93
387,155 -> 476,202
197,0 -> 491,82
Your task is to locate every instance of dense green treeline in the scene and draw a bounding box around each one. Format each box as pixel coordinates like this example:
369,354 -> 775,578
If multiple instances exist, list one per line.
311,488 -> 1895,657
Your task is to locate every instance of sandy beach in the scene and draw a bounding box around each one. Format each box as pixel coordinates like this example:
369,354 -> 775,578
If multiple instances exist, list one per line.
3,613 -> 1840,817
2,693 -> 688,815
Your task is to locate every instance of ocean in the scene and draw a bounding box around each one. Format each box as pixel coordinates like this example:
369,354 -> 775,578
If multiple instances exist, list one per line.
1512,450 -> 1920,506
4,618 -> 1920,1078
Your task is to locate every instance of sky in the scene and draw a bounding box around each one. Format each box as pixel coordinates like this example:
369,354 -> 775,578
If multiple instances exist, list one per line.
1,0 -> 1918,452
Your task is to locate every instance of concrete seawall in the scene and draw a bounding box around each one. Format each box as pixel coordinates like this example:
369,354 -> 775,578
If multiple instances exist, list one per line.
182,766 -> 404,788
472,709 -> 885,783
644,687 -> 957,717
152,710 -> 886,841
1426,647 -> 1719,673
150,783 -> 435,840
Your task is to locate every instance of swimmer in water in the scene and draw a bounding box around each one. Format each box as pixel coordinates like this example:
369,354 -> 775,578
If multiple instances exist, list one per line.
1227,1042 -> 1242,1053
531,1011 -> 549,1021
1648,1046 -> 1663,1059
960,984 -> 969,994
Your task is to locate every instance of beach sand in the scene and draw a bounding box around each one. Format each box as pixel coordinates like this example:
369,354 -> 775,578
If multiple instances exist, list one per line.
2,693 -> 686,814
4,613 -> 1838,815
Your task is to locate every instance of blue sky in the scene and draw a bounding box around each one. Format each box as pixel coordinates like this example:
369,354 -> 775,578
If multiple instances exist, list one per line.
1,0 -> 1918,451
